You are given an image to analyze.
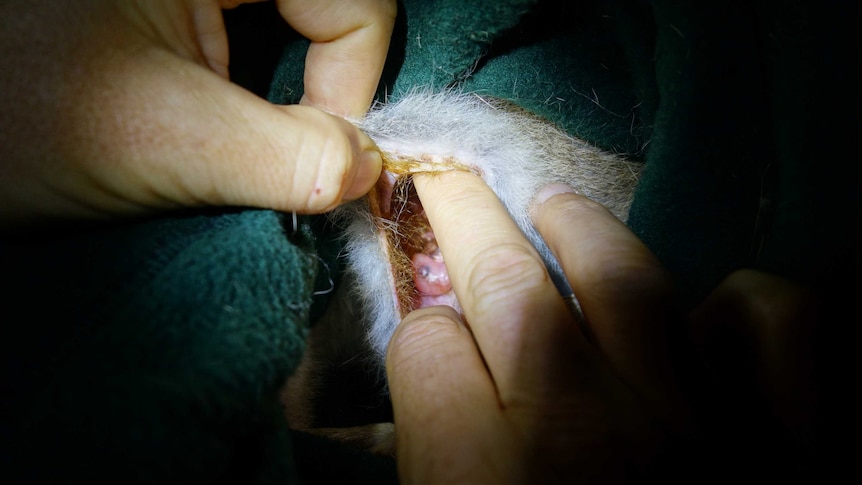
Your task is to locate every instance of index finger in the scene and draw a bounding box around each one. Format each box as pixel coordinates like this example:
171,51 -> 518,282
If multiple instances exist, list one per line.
277,0 -> 397,118
531,186 -> 689,429
413,171 -> 584,405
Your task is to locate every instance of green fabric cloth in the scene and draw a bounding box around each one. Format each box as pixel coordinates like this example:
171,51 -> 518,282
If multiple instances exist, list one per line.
2,211 -> 315,482
2,0 -> 849,482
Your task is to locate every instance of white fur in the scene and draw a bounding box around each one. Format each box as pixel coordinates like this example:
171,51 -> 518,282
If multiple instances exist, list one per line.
331,90 -> 641,361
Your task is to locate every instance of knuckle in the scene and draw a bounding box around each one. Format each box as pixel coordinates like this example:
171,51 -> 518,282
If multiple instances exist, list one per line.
583,250 -> 674,303
724,269 -> 816,329
465,244 -> 551,312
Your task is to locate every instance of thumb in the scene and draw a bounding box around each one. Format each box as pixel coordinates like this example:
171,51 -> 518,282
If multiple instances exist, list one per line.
2,53 -> 382,227
85,57 -> 383,215
153,80 -> 384,214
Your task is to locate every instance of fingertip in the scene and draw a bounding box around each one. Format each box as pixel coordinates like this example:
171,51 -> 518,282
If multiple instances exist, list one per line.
530,183 -> 619,233
385,305 -> 499,429
386,306 -> 467,369
529,183 -> 579,222
343,148 -> 382,201
263,104 -> 379,213
386,306 -> 509,484
533,183 -> 578,207
286,0 -> 397,118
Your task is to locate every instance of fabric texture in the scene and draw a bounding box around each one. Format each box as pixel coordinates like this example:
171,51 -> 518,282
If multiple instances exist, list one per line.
2,0 -> 850,482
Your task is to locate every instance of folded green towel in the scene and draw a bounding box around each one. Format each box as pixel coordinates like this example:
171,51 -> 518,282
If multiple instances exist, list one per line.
2,0 -> 848,482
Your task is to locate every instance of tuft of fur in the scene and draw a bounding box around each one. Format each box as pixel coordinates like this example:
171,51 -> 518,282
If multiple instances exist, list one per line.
331,89 -> 642,362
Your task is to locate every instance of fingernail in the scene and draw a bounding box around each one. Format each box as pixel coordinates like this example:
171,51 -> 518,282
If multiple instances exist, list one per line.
533,183 -> 577,206
344,149 -> 383,200
530,184 -> 577,220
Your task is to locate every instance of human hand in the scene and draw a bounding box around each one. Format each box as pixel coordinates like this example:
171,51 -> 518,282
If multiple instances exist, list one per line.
386,174 -> 693,483
0,0 -> 396,230
688,269 -> 819,476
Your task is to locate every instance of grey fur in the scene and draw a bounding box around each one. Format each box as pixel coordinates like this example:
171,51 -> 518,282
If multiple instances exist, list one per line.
334,90 -> 641,361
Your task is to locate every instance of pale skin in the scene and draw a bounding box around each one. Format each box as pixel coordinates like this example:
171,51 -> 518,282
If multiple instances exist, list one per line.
389,175 -> 689,483
388,173 -> 818,483
0,0 -> 396,229
1,0 -> 815,481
